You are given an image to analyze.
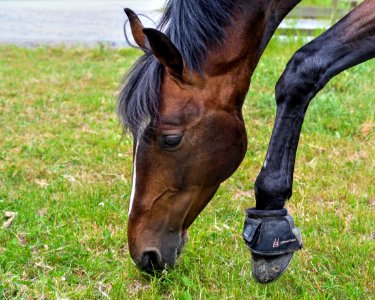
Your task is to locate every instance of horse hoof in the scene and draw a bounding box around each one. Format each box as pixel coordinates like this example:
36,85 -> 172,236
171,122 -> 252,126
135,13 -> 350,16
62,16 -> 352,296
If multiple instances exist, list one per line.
242,207 -> 302,284
251,252 -> 294,284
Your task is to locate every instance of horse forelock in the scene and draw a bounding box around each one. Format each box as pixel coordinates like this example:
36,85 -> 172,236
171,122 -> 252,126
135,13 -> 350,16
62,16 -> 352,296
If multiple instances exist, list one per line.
117,54 -> 162,139
117,0 -> 237,138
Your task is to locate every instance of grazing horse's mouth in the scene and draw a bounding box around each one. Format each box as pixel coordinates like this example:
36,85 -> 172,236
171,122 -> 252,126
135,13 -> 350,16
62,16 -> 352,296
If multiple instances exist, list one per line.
136,230 -> 189,274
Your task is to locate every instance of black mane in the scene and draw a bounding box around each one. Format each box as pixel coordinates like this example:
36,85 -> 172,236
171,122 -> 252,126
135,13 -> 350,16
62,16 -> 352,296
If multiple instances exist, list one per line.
117,0 -> 237,138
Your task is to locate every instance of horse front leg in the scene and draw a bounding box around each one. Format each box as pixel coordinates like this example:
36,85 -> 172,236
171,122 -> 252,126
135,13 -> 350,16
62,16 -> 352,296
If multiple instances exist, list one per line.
244,0 -> 375,283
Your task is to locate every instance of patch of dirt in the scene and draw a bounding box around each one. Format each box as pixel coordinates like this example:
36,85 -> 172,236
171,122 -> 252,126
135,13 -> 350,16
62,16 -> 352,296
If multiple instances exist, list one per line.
128,280 -> 150,297
361,120 -> 374,137
17,233 -> 28,246
37,208 -> 48,216
234,190 -> 254,200
367,199 -> 375,211
35,178 -> 49,187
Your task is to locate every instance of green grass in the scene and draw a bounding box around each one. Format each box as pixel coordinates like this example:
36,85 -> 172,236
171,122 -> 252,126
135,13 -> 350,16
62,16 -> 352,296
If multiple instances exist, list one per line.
0,38 -> 374,299
299,0 -> 359,8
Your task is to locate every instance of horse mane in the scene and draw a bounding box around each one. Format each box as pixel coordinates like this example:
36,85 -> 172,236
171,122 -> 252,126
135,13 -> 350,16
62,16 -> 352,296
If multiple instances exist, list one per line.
117,0 -> 237,138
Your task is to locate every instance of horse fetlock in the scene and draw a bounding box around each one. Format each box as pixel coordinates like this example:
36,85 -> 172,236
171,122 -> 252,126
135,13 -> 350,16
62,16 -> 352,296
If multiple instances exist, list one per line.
254,172 -> 291,210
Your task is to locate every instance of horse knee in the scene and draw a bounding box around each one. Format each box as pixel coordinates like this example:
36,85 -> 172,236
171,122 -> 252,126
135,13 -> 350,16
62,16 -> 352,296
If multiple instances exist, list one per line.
275,45 -> 325,107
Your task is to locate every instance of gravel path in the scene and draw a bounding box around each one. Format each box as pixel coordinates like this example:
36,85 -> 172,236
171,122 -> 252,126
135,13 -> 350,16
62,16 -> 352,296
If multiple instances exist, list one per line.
0,0 -> 163,47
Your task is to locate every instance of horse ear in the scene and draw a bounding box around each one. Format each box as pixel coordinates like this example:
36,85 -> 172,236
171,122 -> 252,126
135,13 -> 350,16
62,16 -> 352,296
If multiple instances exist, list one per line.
142,28 -> 184,77
124,8 -> 148,52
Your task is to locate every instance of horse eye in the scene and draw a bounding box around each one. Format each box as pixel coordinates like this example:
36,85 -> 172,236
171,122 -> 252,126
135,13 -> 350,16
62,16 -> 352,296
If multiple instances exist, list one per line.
160,134 -> 182,149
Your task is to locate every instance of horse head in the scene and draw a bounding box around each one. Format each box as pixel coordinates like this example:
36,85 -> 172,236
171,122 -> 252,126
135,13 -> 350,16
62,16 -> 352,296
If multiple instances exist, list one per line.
121,7 -> 249,272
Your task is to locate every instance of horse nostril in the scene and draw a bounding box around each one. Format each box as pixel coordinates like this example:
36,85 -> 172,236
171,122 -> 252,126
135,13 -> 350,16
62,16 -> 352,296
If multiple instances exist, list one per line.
140,249 -> 163,273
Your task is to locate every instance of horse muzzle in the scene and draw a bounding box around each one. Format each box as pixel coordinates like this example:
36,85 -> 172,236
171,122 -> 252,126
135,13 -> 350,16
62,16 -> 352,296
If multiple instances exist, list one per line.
138,247 -> 164,273
133,231 -> 189,274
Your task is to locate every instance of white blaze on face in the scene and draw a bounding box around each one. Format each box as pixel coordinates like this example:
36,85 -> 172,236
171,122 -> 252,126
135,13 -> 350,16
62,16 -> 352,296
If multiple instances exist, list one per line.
128,120 -> 149,216
128,141 -> 139,216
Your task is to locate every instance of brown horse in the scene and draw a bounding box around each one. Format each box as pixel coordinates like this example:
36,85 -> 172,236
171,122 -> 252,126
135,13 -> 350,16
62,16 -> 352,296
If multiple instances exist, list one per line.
118,0 -> 374,280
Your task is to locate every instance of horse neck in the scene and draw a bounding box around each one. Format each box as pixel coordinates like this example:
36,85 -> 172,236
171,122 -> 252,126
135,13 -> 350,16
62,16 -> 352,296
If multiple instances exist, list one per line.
203,0 -> 301,109
202,15 -> 264,110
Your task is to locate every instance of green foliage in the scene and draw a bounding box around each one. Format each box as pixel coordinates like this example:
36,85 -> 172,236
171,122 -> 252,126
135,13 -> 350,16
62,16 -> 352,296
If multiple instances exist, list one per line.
300,0 -> 334,6
0,40 -> 374,298
299,0 -> 357,8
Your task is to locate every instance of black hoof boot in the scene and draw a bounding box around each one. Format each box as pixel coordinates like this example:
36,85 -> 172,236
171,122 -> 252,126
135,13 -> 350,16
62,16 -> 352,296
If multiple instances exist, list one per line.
242,208 -> 302,284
